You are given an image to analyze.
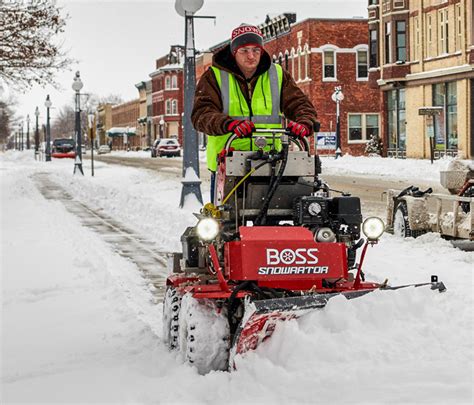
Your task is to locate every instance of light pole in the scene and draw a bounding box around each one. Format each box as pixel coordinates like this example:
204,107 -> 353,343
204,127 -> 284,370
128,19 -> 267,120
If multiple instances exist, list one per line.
26,114 -> 31,150
34,107 -> 40,159
159,118 -> 164,139
88,112 -> 95,176
45,95 -> 52,161
175,0 -> 214,207
332,86 -> 344,159
72,71 -> 84,175
19,123 -> 24,151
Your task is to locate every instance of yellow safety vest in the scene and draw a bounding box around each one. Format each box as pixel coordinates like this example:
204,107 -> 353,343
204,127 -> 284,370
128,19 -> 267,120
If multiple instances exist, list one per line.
206,64 -> 283,171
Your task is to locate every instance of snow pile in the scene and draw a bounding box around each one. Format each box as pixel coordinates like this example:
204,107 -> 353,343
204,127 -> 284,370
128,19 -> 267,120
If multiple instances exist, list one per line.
2,151 -> 473,404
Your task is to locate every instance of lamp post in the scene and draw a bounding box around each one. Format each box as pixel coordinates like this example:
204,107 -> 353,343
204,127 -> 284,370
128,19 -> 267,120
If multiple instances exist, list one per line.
331,86 -> 344,159
88,112 -> 95,176
159,118 -> 164,139
34,107 -> 40,159
26,114 -> 31,150
175,0 -> 213,207
19,122 -> 24,151
44,95 -> 52,161
72,71 -> 84,175
14,129 -> 17,150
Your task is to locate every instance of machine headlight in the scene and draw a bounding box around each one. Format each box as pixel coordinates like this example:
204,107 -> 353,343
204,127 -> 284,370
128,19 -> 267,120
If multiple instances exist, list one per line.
196,218 -> 219,241
308,202 -> 322,216
362,217 -> 385,241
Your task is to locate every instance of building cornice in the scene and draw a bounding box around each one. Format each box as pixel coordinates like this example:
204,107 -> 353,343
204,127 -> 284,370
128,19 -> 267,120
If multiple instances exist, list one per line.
406,64 -> 473,81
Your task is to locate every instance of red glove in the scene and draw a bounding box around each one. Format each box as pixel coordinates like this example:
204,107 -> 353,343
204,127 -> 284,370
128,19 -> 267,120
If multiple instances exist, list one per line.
227,120 -> 255,138
286,121 -> 310,138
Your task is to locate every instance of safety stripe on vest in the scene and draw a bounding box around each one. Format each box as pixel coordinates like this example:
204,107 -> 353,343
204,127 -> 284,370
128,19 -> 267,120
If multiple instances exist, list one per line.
219,64 -> 281,124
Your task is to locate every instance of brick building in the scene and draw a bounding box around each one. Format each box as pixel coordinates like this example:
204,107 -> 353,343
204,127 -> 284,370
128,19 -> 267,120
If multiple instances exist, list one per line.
368,0 -> 473,159
135,81 -> 149,148
195,15 -> 380,156
96,103 -> 113,146
109,99 -> 140,150
149,46 -> 184,145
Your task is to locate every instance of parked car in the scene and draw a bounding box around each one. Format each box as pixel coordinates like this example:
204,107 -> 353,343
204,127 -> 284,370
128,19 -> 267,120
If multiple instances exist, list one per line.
97,145 -> 111,154
52,138 -> 75,159
151,138 -> 181,158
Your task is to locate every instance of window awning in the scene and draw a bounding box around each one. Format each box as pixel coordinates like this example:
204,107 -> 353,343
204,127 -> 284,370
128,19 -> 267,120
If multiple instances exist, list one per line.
106,127 -> 137,137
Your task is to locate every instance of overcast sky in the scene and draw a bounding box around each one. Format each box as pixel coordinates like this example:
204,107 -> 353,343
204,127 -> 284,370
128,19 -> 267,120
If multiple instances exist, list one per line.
12,0 -> 367,125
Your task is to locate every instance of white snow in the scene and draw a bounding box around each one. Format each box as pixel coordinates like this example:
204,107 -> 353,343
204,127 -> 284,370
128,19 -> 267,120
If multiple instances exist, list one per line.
1,150 -> 473,404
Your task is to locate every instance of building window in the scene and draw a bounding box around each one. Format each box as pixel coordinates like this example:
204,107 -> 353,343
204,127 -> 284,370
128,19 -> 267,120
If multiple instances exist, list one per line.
414,17 -> 420,60
165,76 -> 171,90
165,99 -> 171,115
348,114 -> 379,143
357,50 -> 368,79
369,29 -> 378,67
396,21 -> 406,62
171,100 -> 178,115
427,14 -> 433,58
171,75 -> 177,89
387,88 -> 406,153
455,4 -> 462,51
385,22 -> 391,64
433,82 -> 458,151
278,53 -> 283,65
291,48 -> 295,78
323,50 -> 336,80
304,44 -> 310,79
284,51 -> 289,70
297,46 -> 302,81
438,9 -> 449,54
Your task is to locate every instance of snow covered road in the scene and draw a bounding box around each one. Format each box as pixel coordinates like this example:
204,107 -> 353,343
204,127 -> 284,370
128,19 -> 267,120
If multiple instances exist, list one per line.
1,152 -> 472,404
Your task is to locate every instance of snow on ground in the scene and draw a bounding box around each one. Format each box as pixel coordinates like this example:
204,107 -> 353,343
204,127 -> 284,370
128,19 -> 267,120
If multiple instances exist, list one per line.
1,151 -> 473,404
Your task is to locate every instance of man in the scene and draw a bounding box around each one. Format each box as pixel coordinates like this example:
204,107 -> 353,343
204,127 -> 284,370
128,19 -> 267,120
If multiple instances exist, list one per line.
192,23 -> 318,201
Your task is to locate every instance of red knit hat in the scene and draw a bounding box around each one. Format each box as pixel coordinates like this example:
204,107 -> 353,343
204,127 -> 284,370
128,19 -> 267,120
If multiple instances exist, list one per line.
230,24 -> 263,55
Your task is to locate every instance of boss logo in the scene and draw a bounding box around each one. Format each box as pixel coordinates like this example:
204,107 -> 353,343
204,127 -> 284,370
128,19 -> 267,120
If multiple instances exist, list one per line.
266,248 -> 319,265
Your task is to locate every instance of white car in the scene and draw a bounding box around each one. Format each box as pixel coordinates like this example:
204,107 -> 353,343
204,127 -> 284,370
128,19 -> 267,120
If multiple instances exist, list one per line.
97,145 -> 111,154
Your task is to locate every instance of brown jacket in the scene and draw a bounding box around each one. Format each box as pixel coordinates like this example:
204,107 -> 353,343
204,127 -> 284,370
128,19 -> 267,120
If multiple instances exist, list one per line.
191,45 -> 318,135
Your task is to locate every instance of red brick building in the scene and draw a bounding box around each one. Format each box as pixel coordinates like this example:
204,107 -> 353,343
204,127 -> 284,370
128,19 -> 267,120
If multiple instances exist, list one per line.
196,15 -> 381,156
149,46 -> 184,145
109,99 -> 140,150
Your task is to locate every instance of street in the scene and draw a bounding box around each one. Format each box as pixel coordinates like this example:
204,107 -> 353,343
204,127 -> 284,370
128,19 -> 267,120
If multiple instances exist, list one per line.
92,153 -> 447,217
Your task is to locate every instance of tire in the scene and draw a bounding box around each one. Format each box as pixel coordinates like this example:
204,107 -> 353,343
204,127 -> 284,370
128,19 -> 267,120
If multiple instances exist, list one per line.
178,293 -> 230,375
162,287 -> 181,350
393,201 -> 425,238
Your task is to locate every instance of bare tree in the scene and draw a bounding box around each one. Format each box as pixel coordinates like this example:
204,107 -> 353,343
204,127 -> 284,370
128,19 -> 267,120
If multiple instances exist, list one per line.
0,0 -> 73,89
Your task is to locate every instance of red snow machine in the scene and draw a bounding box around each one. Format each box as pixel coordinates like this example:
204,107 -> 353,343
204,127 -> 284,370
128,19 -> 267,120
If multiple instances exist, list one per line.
163,129 -> 446,374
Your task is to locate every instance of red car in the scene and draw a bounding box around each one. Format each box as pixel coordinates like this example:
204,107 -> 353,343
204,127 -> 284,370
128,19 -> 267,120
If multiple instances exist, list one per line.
151,138 -> 181,158
52,138 -> 75,159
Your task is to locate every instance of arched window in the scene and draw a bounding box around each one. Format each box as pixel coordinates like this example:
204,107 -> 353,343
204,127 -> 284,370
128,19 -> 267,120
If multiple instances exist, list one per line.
171,100 -> 178,115
171,75 -> 177,88
304,44 -> 310,79
272,55 -> 277,63
166,100 -> 171,115
278,52 -> 283,65
284,51 -> 289,70
165,76 -> 171,90
290,48 -> 296,78
297,46 -> 302,81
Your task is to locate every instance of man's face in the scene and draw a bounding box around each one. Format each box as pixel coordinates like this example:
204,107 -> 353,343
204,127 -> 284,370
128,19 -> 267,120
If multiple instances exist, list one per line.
234,46 -> 262,73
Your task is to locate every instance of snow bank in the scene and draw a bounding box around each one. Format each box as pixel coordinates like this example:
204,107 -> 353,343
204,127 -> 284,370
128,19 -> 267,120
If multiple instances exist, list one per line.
1,151 -> 473,404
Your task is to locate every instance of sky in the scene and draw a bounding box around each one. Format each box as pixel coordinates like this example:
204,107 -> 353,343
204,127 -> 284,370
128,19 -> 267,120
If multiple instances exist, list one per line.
10,0 -> 368,126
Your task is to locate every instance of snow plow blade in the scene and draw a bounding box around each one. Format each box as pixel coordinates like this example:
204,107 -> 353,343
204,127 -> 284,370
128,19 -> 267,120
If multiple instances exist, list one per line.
230,279 -> 446,365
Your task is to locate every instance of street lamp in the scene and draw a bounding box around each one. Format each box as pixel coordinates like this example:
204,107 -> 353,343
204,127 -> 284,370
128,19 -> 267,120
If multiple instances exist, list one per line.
19,122 -> 24,151
175,0 -> 211,207
87,112 -> 95,177
332,86 -> 344,159
34,107 -> 40,159
44,95 -> 52,161
72,71 -> 84,175
159,118 -> 165,139
26,114 -> 31,150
